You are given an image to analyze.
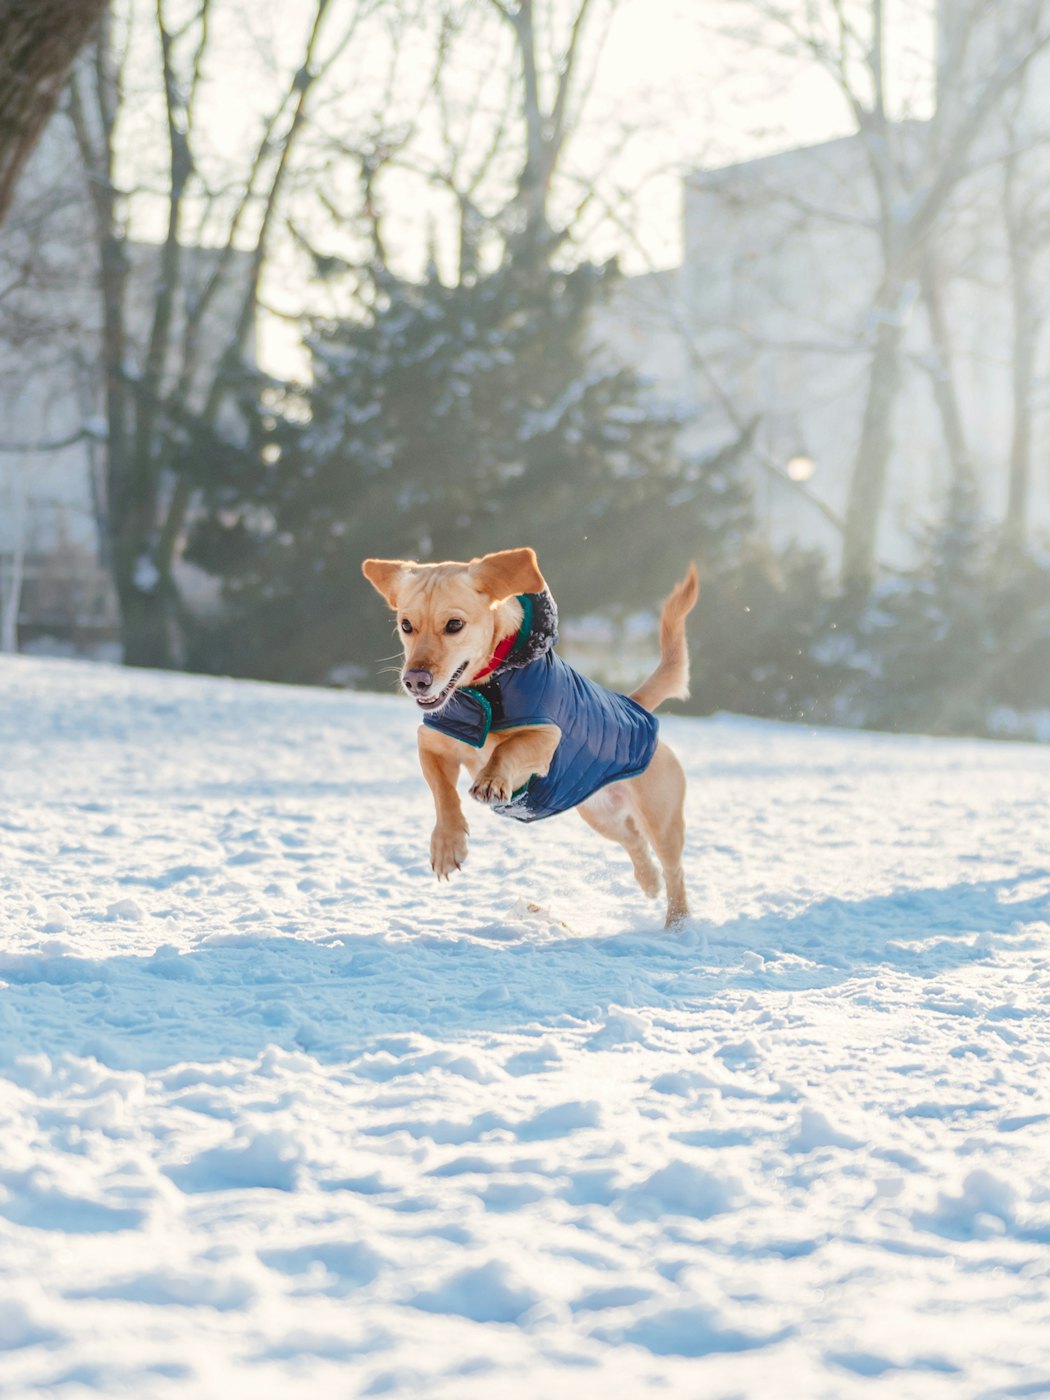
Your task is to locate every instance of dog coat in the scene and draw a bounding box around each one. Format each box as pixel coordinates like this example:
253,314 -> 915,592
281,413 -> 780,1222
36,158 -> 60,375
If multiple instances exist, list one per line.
422,591 -> 659,822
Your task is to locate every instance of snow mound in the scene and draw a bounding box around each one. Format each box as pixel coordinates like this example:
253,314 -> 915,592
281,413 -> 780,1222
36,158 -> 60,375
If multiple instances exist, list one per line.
411,1260 -> 541,1324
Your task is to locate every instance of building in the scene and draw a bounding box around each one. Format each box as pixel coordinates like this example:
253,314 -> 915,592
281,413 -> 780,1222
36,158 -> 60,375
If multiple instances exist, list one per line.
596,3 -> 1050,577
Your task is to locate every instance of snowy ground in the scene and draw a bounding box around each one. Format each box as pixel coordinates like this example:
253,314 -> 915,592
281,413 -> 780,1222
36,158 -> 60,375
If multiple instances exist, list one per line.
1,655 -> 1050,1399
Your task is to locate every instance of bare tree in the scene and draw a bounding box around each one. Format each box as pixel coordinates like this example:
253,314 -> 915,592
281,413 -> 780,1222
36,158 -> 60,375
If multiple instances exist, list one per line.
0,82 -> 108,655
486,0 -> 598,257
998,94 -> 1050,555
304,0 -> 625,290
68,0 -> 379,668
723,0 -> 1050,593
915,242 -> 974,497
0,463 -> 26,652
900,26 -> 1050,562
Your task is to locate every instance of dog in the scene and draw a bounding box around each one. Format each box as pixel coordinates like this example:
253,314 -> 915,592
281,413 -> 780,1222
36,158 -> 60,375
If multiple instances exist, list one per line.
361,548 -> 699,927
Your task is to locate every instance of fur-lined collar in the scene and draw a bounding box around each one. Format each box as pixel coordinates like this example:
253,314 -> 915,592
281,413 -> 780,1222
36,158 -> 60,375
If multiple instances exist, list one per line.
491,591 -> 559,674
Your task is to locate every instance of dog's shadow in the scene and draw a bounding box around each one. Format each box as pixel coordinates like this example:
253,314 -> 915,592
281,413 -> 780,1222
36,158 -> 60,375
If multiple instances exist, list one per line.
0,871 -> 1045,1075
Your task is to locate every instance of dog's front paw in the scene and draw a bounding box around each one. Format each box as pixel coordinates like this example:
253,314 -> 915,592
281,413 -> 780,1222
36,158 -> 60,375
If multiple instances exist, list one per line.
431,823 -> 469,880
469,772 -> 511,806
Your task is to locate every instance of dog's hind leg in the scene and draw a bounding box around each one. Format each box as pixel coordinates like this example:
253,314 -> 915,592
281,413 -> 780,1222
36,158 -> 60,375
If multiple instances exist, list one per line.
630,742 -> 690,928
577,787 -> 661,900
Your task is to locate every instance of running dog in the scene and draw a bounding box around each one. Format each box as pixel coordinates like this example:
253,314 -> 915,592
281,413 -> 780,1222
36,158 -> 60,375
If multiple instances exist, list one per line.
361,548 -> 699,927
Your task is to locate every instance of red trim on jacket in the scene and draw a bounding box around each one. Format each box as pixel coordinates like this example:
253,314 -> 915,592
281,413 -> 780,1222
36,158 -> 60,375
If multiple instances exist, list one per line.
471,630 -> 519,683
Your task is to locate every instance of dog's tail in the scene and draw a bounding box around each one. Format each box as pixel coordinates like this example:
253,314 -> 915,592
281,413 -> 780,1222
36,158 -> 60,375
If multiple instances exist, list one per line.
630,563 -> 700,713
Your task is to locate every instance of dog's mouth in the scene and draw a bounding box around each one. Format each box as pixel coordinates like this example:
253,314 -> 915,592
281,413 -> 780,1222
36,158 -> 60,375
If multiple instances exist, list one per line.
411,661 -> 470,711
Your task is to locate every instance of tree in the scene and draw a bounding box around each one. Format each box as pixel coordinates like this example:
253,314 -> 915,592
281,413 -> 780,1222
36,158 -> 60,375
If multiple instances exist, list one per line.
0,91 -> 108,655
487,0 -> 597,258
684,542 -> 851,724
915,241 -> 975,498
0,462 -> 26,653
188,256 -> 753,683
0,0 -> 108,227
67,0 -> 381,668
832,476 -> 1050,736
997,71 -> 1050,558
724,0 -> 1050,594
297,0 -> 633,290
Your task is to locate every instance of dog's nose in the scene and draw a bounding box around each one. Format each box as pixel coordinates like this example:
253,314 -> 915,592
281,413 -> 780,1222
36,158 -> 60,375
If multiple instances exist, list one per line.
402,668 -> 434,695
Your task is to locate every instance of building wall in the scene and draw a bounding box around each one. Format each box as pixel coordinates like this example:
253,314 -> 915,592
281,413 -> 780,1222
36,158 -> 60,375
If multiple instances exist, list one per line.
693,132 -> 951,569
589,0 -> 1050,577
596,87 -> 1050,577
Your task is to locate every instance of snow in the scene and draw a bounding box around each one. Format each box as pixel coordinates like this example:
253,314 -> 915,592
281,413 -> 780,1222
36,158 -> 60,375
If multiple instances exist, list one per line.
1,653 -> 1050,1397
132,555 -> 161,592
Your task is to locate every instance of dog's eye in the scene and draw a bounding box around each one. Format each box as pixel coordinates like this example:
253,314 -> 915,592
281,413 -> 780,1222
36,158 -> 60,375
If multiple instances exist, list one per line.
400,619 -> 413,634
445,618 -> 465,634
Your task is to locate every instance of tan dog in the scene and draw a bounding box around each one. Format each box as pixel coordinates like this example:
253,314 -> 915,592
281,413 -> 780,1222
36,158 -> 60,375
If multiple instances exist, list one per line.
362,548 -> 699,927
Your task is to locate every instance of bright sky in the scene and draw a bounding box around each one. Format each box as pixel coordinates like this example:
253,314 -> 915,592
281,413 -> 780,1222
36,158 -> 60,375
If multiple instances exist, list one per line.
114,0 -> 937,375
574,0 -> 934,263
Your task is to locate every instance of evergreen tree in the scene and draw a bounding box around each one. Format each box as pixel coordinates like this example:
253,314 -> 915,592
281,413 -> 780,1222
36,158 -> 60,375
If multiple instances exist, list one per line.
845,482 -> 1050,736
985,552 -> 1050,730
684,542 -> 852,724
188,258 -> 753,684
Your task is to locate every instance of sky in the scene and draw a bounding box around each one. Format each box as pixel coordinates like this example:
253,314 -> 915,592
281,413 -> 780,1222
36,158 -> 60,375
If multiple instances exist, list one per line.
112,0 -> 937,375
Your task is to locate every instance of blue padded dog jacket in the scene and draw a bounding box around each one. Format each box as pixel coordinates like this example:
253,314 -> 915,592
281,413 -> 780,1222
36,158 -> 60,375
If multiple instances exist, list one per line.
422,592 -> 659,823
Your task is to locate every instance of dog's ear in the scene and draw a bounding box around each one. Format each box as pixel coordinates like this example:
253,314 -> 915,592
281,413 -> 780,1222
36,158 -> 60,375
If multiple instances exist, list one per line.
469,547 -> 546,603
361,558 -> 412,608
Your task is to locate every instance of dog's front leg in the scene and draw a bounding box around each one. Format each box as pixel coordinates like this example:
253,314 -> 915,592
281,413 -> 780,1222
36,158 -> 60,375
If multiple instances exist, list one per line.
417,727 -> 470,879
470,725 -> 561,806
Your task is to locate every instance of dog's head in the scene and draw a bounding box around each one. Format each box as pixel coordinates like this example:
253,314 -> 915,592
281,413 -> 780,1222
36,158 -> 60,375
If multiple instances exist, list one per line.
361,548 -> 546,711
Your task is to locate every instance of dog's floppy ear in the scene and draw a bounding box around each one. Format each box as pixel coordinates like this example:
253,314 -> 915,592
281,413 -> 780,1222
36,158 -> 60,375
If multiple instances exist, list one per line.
361,558 -> 412,608
469,547 -> 545,603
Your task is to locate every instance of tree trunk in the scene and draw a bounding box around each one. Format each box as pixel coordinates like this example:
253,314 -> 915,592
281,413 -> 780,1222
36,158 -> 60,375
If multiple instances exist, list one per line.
1002,161 -> 1037,555
1004,270 -> 1036,553
114,565 -> 185,669
69,20 -> 182,669
918,249 -> 975,494
0,0 -> 108,227
501,0 -> 593,263
0,466 -> 26,653
840,283 -> 910,594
